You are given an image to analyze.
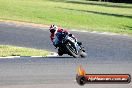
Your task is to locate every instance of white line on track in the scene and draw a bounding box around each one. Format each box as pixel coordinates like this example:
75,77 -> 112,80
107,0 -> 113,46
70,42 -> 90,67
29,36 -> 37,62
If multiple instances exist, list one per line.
0,52 -> 58,59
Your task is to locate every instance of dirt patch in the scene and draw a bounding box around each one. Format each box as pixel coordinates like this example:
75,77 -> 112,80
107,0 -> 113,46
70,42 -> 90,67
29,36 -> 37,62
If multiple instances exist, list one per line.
0,20 -> 49,28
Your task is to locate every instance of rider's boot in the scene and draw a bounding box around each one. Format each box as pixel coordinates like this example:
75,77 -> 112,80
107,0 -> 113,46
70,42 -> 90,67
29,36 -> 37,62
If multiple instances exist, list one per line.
77,42 -> 82,46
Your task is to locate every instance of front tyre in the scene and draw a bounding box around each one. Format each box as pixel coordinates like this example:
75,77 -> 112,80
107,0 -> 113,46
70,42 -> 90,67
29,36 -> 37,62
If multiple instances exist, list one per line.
80,51 -> 87,58
66,42 -> 80,58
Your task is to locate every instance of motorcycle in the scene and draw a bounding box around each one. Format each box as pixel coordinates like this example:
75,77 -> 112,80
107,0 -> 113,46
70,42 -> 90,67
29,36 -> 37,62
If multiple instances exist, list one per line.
55,32 -> 87,58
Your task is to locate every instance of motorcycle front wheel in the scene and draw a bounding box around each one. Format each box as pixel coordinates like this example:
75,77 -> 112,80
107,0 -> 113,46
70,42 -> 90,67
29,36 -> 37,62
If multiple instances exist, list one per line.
66,42 -> 80,58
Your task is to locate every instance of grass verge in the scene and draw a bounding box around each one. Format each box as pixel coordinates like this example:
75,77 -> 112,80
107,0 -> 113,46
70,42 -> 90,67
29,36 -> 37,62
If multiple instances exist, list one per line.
0,45 -> 50,57
0,0 -> 132,34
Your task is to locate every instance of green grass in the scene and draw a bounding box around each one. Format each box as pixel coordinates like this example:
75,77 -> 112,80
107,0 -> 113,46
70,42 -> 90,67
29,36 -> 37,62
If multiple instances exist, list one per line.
0,45 -> 50,57
0,0 -> 132,34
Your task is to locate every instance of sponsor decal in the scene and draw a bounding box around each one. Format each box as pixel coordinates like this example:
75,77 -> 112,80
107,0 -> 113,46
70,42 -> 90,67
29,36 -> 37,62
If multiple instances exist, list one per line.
76,66 -> 131,85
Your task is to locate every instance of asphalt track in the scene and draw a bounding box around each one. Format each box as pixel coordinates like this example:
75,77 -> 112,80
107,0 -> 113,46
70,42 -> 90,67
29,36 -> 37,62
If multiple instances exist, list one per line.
0,22 -> 132,88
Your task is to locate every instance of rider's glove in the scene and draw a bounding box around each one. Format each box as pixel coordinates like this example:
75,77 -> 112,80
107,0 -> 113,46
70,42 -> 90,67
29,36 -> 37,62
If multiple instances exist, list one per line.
68,34 -> 72,37
62,32 -> 68,37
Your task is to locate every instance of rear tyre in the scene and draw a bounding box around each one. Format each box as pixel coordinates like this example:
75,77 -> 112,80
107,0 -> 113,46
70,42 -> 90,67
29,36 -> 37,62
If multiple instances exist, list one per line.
58,48 -> 63,56
58,52 -> 63,56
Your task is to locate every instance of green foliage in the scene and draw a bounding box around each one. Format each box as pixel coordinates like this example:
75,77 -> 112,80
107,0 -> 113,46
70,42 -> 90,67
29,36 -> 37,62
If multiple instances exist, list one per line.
0,45 -> 50,57
0,0 -> 132,34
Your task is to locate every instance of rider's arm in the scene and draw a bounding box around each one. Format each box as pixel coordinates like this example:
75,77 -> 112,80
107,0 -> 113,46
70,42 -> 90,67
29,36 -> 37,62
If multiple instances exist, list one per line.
50,33 -> 54,42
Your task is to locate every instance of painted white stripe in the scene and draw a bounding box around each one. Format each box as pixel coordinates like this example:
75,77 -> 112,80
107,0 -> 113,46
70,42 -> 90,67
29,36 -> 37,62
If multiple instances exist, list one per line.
0,52 -> 58,58
46,52 -> 58,57
0,56 -> 20,58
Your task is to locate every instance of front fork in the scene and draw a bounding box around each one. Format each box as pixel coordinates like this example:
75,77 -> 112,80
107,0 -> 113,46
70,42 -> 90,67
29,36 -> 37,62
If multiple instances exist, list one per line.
74,42 -> 81,54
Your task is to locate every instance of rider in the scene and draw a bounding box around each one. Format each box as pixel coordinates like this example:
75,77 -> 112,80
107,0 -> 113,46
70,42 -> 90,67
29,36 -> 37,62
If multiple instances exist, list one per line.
49,24 -> 82,55
49,24 -> 76,47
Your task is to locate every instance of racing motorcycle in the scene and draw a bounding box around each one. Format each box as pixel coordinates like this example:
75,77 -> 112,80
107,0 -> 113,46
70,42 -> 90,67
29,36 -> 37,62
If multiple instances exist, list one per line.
55,32 -> 87,58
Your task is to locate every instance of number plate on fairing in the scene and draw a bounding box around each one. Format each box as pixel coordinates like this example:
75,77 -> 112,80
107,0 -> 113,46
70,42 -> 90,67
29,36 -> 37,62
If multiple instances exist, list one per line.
68,37 -> 75,43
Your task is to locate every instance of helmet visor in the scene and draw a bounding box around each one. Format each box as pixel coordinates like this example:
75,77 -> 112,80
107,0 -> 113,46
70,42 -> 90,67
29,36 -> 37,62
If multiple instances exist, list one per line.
50,29 -> 55,33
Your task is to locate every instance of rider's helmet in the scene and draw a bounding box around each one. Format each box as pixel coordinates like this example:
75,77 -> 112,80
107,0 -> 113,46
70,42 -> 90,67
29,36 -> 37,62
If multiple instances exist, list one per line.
49,24 -> 58,33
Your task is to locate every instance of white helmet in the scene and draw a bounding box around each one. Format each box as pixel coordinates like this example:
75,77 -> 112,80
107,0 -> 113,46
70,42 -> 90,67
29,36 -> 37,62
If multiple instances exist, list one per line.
49,24 -> 58,33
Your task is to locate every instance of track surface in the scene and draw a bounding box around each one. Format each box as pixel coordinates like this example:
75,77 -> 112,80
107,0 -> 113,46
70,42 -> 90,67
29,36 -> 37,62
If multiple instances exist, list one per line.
0,22 -> 132,88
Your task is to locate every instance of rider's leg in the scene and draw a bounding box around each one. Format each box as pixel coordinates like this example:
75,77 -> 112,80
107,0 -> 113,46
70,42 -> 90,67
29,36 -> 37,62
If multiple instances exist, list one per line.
53,32 -> 62,47
53,36 -> 59,47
